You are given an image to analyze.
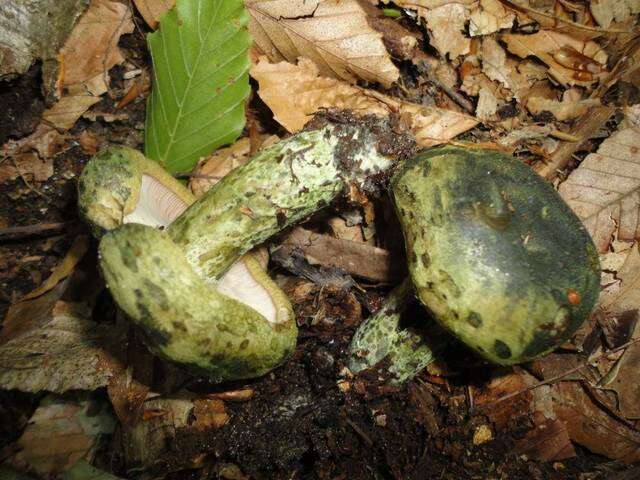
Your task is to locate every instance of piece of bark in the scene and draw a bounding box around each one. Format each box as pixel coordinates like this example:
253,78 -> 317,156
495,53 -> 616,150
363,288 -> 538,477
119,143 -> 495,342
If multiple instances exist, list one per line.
0,0 -> 88,80
278,227 -> 405,283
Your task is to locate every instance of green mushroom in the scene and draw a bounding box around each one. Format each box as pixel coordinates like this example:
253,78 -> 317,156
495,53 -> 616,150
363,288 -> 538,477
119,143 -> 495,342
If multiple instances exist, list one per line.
79,123 -> 396,381
78,145 -> 295,381
80,128 -> 600,384
349,146 -> 601,381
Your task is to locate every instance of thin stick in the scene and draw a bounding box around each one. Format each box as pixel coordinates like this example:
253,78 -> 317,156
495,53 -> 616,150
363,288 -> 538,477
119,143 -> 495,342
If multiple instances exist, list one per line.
0,222 -> 70,242
483,337 -> 640,408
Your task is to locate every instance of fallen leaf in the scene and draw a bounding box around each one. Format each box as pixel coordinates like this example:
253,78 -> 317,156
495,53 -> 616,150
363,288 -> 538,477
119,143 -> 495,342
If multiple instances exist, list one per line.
498,0 -> 634,40
469,0 -> 515,36
473,368 -> 532,429
21,235 -> 89,301
278,226 -> 404,283
0,299 -> 125,393
76,130 -> 100,155
251,57 -> 478,146
502,30 -> 608,87
422,3 -> 470,59
133,0 -> 175,29
527,91 -> 601,121
189,135 -> 279,197
44,0 -> 134,130
6,395 -> 115,477
207,389 -> 255,402
58,0 -> 133,86
247,0 -> 399,87
481,37 -> 534,101
514,416 -> 576,461
600,319 -> 640,419
0,153 -> 54,184
599,242 -> 640,315
367,16 -> 424,63
551,382 -> 640,463
536,105 -> 615,180
192,398 -> 229,430
558,124 -> 640,252
590,0 -> 640,28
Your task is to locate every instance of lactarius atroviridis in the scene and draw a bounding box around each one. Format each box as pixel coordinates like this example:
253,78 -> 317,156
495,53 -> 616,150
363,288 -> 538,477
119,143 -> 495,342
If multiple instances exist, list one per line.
78,123 -> 398,381
79,124 -> 600,384
349,147 -> 600,382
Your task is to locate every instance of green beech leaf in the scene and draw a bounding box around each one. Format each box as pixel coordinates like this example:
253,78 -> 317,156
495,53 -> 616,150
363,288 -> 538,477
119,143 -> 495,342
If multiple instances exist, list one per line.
145,0 -> 251,173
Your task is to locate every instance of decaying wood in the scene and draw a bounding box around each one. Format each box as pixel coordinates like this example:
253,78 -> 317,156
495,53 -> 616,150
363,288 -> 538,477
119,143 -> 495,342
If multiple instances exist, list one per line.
278,227 -> 405,283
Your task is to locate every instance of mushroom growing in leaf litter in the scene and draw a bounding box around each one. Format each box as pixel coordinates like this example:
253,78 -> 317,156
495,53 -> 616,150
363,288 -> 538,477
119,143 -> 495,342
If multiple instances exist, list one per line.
349,146 -> 601,382
79,123 -> 397,381
78,146 -> 296,381
79,130 -> 600,384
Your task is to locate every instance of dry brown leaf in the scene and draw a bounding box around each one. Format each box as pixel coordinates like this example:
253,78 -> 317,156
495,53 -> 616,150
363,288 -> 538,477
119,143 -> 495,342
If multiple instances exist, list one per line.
189,135 -> 279,197
600,318 -> 640,419
498,0 -> 634,40
502,30 -> 608,87
22,236 -> 89,301
558,125 -> 640,252
422,3 -> 471,58
45,0 -> 134,130
192,398 -> 229,430
133,0 -> 175,29
590,0 -> 640,29
247,0 -> 399,87
6,395 -> 115,477
552,382 -> 640,462
514,416 -> 576,461
481,37 -> 533,101
526,89 -> 601,121
58,0 -> 134,86
250,57 -> 478,146
0,153 -> 53,184
469,0 -> 515,36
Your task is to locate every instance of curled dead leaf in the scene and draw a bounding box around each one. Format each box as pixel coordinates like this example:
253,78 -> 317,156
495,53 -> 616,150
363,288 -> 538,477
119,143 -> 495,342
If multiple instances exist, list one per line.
502,30 -> 608,87
559,125 -> 640,252
250,57 -> 478,146
247,0 -> 399,87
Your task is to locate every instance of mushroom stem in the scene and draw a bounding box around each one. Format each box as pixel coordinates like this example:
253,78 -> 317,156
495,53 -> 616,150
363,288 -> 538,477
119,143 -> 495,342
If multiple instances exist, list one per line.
168,123 -> 395,280
348,278 -> 448,384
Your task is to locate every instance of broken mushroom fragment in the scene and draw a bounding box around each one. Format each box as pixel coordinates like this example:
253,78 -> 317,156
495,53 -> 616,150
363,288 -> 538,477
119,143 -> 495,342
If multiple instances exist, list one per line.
78,146 -> 295,381
350,147 -> 601,381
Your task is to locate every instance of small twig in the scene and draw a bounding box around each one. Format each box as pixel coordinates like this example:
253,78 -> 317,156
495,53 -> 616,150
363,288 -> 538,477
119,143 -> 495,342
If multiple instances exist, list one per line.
345,417 -> 374,446
482,337 -> 640,408
0,222 -> 70,242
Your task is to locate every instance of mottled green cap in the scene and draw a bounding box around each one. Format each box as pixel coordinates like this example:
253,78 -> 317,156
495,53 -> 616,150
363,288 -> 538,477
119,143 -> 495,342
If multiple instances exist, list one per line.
391,146 -> 601,365
99,224 -> 297,382
77,146 -> 194,235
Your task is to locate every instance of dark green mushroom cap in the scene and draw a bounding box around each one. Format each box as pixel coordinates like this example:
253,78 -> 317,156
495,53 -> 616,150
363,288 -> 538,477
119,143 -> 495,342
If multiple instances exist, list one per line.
391,146 -> 600,365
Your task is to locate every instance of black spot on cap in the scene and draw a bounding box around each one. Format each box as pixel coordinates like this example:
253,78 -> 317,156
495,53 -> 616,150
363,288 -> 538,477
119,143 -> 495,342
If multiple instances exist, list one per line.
467,311 -> 482,328
494,339 -> 511,359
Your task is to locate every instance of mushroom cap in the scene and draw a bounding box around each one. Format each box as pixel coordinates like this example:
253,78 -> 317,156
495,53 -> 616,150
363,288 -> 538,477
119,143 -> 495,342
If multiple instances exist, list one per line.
391,147 -> 600,365
78,146 -> 194,234
99,224 -> 296,381
79,146 -> 296,378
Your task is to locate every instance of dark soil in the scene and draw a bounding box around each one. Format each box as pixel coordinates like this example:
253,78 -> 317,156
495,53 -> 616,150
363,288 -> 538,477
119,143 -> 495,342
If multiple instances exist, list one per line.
1,27 -> 638,480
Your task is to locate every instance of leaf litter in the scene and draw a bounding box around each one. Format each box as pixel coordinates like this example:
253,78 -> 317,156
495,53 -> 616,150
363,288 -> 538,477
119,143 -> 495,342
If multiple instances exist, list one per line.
0,0 -> 640,478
